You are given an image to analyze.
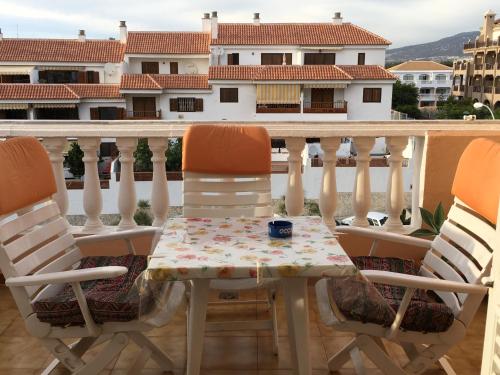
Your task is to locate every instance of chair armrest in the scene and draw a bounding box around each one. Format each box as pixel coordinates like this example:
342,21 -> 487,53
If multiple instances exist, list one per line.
336,226 -> 432,249
5,266 -> 128,287
361,270 -> 488,295
75,227 -> 162,246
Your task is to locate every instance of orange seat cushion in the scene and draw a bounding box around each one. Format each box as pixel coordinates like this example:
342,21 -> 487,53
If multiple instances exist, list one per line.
182,125 -> 271,175
0,137 -> 56,215
452,138 -> 500,224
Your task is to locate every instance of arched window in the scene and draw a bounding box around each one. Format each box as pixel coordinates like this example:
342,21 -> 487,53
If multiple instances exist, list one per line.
402,74 -> 414,81
419,74 -> 429,81
435,74 -> 447,81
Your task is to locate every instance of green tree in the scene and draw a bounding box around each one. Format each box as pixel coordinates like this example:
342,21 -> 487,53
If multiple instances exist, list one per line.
134,139 -> 153,172
436,97 -> 497,120
392,81 -> 421,119
167,139 -> 182,171
67,142 -> 84,178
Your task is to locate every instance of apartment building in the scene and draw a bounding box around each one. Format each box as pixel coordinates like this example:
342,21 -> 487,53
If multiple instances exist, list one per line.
388,60 -> 453,108
453,9 -> 500,109
0,12 -> 395,122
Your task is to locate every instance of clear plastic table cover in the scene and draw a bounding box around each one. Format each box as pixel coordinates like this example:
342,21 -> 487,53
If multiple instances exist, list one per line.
134,216 -> 362,325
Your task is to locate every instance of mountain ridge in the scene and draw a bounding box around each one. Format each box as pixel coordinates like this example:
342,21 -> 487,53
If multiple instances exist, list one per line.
386,31 -> 479,63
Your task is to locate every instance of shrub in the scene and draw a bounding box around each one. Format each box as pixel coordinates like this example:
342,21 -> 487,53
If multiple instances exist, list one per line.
134,199 -> 153,226
67,142 -> 84,178
134,139 -> 153,172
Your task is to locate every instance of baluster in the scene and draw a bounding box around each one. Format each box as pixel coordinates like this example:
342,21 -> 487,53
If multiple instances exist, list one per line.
352,137 -> 375,227
44,138 -> 69,217
285,138 -> 305,216
319,137 -> 341,227
79,138 -> 104,232
410,136 -> 425,229
116,138 -> 138,230
149,138 -> 169,227
385,136 -> 409,232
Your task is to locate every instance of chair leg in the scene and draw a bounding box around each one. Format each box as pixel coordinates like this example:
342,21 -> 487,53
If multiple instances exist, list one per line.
404,344 -> 452,374
129,331 -> 174,371
268,288 -> 279,355
40,338 -> 87,374
327,337 -> 358,371
355,335 -> 406,375
74,333 -> 129,375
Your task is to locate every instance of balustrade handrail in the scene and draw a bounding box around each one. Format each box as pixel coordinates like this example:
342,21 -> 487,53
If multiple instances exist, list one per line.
1,120 -> 500,138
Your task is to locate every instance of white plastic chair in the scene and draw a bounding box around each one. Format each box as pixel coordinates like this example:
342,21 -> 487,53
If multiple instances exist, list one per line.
0,137 -> 185,375
316,138 -> 499,374
182,124 -> 279,353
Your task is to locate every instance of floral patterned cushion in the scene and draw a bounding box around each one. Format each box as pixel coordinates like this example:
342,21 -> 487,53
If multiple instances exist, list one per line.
33,255 -> 151,326
329,256 -> 455,333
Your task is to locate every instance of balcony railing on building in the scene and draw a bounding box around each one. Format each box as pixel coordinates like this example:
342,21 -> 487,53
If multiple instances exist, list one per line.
464,38 -> 500,49
496,87 -> 500,94
256,104 -> 301,113
484,86 -> 493,94
126,110 -> 162,120
473,86 -> 482,93
303,101 -> 348,114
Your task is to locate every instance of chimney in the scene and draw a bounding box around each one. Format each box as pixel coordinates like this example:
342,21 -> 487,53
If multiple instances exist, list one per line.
119,20 -> 127,43
0,28 -> 3,41
211,11 -> 218,39
202,13 -> 211,32
333,12 -> 343,25
253,13 -> 260,25
78,29 -> 86,42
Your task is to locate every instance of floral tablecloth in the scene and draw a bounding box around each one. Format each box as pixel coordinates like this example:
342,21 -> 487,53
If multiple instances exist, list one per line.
145,216 -> 357,282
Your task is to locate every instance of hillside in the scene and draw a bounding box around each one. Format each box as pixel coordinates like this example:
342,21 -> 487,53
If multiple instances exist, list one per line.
386,31 -> 479,63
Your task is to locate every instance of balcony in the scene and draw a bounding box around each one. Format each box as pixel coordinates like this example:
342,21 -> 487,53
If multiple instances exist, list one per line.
303,100 -> 348,113
256,104 -> 300,113
125,110 -> 162,119
0,120 -> 499,375
473,86 -> 482,93
496,87 -> 500,94
483,86 -> 493,94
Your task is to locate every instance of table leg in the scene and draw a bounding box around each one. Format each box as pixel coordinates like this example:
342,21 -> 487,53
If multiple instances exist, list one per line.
186,279 -> 210,375
282,277 -> 311,375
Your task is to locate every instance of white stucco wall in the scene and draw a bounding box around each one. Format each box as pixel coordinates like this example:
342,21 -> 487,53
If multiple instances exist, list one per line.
126,57 -> 209,74
344,82 -> 393,120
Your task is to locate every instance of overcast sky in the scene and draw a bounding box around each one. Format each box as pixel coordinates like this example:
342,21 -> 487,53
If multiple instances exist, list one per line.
0,0 -> 497,48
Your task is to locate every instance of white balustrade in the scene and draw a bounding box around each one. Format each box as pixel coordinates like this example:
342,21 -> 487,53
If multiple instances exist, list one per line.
285,138 -> 305,216
351,137 -> 375,227
44,138 -> 69,216
149,138 -> 169,227
116,138 -> 138,230
319,137 -> 341,227
79,138 -> 104,232
385,136 -> 409,232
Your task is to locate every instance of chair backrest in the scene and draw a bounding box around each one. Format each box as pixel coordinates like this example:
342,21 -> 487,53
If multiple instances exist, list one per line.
0,137 -> 82,318
182,125 -> 272,218
421,138 -> 500,326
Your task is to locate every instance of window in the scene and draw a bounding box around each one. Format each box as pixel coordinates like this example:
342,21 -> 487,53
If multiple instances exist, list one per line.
170,97 -> 204,112
419,74 -> 429,81
170,62 -> 178,74
402,74 -> 414,81
141,62 -> 159,74
0,75 -> 30,83
304,53 -> 336,65
39,70 -> 79,84
86,71 -> 100,84
227,53 -> 239,65
435,74 -> 447,81
357,53 -> 366,65
362,88 -> 382,103
90,107 -> 124,120
220,88 -> 238,103
261,53 -> 292,65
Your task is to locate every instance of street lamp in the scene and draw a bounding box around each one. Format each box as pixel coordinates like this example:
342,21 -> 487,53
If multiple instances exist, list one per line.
473,102 -> 496,119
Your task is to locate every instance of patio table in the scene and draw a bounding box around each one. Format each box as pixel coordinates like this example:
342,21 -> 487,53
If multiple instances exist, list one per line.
145,216 -> 357,375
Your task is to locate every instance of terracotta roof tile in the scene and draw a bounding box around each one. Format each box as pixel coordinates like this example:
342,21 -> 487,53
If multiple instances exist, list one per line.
65,84 -> 123,99
209,65 -> 352,81
0,39 -> 125,63
388,60 -> 453,71
212,23 -> 390,46
126,32 -> 210,54
0,84 -> 122,100
120,74 -> 210,90
337,65 -> 397,80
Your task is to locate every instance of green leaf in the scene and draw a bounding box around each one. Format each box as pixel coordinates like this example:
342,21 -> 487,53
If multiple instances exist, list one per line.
409,228 -> 437,238
419,207 -> 437,231
433,202 -> 445,232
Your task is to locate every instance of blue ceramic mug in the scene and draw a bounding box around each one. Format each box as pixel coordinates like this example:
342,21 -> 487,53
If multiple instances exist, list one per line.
268,220 -> 293,238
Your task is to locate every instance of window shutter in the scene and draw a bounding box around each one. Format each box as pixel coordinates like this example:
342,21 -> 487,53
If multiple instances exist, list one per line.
285,53 -> 292,65
93,71 -> 100,83
170,62 -> 178,74
38,70 -> 47,82
170,98 -> 179,111
227,54 -> 233,65
90,107 -> 100,120
374,88 -> 382,102
77,71 -> 86,83
358,53 -> 366,65
118,108 -> 126,119
195,98 -> 204,112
